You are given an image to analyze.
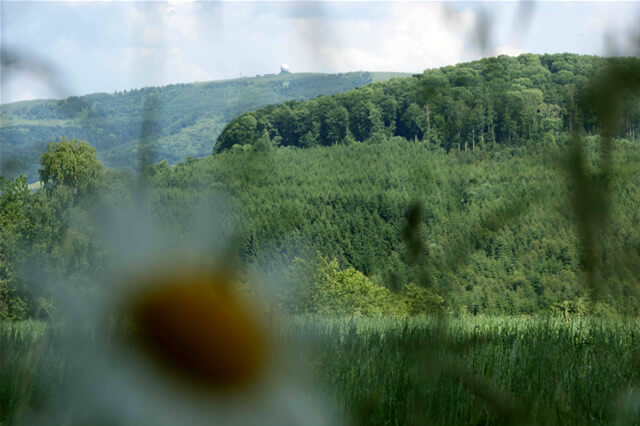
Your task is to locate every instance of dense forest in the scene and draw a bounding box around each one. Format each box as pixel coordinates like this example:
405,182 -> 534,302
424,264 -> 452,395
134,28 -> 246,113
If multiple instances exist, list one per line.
216,54 -> 640,152
0,71 -> 406,180
2,136 -> 640,319
152,137 -> 640,314
1,53 -> 640,320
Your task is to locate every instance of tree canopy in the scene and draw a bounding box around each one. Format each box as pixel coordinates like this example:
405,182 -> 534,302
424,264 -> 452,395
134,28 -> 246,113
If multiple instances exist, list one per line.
215,54 -> 640,153
39,137 -> 104,195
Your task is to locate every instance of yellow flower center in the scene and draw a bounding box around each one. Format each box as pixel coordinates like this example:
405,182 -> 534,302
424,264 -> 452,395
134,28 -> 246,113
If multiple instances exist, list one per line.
127,270 -> 268,393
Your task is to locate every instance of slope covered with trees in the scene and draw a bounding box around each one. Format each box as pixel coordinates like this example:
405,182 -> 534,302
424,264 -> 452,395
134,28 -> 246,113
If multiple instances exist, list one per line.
3,134 -> 640,319
2,53 -> 639,319
0,72 -> 407,180
153,138 -> 640,315
215,54 -> 640,152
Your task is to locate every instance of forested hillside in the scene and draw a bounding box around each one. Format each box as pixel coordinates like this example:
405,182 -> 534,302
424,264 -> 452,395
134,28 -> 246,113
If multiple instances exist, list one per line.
0,72 -> 406,180
3,135 -> 640,319
2,53 -> 640,320
151,138 -> 640,314
216,54 -> 640,152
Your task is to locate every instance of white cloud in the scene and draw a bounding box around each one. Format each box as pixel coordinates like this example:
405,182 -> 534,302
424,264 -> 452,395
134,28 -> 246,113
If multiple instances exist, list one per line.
166,48 -> 210,83
164,1 -> 201,42
278,3 -> 476,74
1,74 -> 61,103
492,46 -> 525,58
2,1 -> 639,103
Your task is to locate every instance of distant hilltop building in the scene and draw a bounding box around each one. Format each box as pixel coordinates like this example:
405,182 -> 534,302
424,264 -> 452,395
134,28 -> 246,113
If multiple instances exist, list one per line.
280,64 -> 291,74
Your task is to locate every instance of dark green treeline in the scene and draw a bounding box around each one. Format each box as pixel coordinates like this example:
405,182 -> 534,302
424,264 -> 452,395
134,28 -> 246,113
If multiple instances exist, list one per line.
216,54 -> 640,153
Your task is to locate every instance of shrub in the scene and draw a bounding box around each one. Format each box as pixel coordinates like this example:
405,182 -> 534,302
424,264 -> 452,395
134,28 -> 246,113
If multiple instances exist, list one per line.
282,255 -> 406,315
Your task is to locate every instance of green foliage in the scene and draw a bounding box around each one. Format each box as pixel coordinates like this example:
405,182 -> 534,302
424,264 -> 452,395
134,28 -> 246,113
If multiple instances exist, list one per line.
0,176 -> 32,320
149,136 -> 640,314
549,298 -> 615,317
215,54 -> 640,154
283,255 -> 408,316
3,132 -> 640,317
2,55 -> 640,318
39,137 -> 104,196
0,145 -> 130,319
401,283 -> 445,315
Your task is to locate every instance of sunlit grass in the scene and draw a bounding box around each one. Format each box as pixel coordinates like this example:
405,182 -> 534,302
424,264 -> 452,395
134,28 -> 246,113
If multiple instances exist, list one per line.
3,316 -> 640,425
281,315 -> 640,425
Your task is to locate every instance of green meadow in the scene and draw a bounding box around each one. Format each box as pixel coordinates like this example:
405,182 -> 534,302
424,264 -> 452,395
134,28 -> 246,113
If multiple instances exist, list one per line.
3,316 -> 640,425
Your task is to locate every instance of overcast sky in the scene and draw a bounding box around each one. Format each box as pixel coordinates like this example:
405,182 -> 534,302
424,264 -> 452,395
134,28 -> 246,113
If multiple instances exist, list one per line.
1,1 -> 639,104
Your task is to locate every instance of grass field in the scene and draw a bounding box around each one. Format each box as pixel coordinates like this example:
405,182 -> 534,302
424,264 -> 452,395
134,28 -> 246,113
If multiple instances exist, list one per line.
2,316 -> 640,425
